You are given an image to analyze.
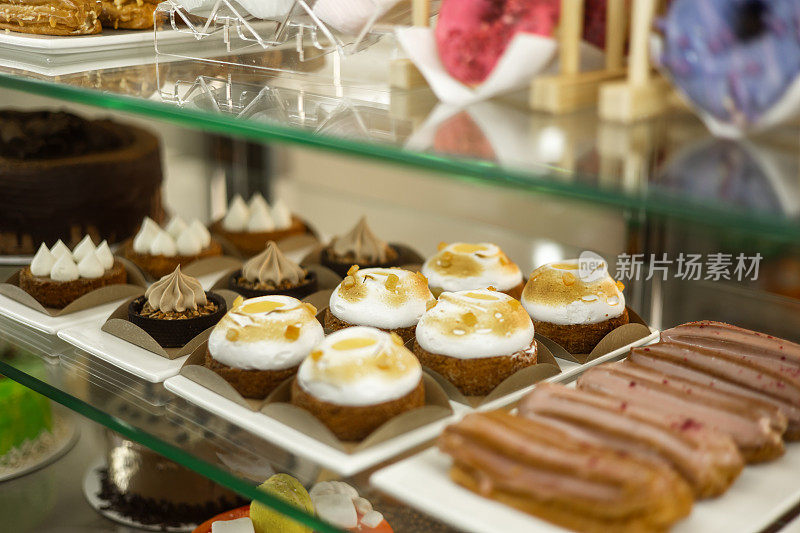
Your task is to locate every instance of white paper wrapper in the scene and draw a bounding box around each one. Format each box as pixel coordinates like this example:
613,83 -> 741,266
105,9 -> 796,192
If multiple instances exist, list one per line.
314,0 -> 400,35
396,27 -> 558,106
652,35 -> 800,139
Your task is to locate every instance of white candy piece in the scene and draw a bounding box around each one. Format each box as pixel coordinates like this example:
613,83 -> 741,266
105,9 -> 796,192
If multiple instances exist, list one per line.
165,216 -> 188,239
353,496 -> 373,515
222,195 -> 250,232
150,230 -> 177,257
361,510 -> 385,528
211,517 -> 255,533
78,253 -> 105,279
50,254 -> 79,282
72,235 -> 96,262
95,241 -> 115,270
271,199 -> 293,229
189,219 -> 211,247
176,227 -> 203,255
133,217 -> 162,254
312,494 -> 358,529
50,239 -> 72,259
30,244 -> 56,277
247,202 -> 275,232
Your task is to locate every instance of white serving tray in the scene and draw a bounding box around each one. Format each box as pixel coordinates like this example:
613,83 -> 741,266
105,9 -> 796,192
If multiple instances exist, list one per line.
58,319 -> 188,383
372,443 -> 800,533
0,294 -> 129,335
0,27 -> 189,53
163,374 -> 468,476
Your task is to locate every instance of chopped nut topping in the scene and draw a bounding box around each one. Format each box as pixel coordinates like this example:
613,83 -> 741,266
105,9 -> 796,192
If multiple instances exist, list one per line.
437,242 -> 448,251
616,280 -> 625,292
385,273 -> 400,291
285,325 -> 300,341
462,312 -> 477,326
562,272 -> 576,286
347,265 -> 360,276
487,286 -> 497,291
310,350 -> 323,361
439,252 -> 453,268
343,276 -> 356,288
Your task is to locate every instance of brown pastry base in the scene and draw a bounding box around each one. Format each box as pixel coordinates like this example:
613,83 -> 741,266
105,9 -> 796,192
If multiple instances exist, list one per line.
413,340 -> 538,396
449,465 -> 690,533
534,308 -> 630,354
209,217 -> 308,257
100,0 -> 159,30
291,379 -> 425,441
0,2 -> 101,36
19,259 -> 127,309
323,308 -> 417,344
122,239 -> 223,279
429,281 -> 524,300
205,351 -> 297,399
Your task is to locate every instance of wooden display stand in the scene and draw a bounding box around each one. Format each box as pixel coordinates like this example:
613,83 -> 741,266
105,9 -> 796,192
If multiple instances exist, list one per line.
390,0 -> 431,89
530,0 -> 628,114
598,0 -> 672,123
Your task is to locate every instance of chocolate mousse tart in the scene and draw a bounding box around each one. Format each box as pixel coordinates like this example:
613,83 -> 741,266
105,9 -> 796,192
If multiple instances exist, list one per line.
414,288 -> 538,396
292,327 -> 425,441
421,242 -> 523,298
228,241 -> 317,300
320,217 -> 402,277
128,266 -> 226,347
522,259 -> 629,353
324,265 -> 434,343
210,194 -> 307,257
20,236 -> 127,308
206,295 -> 324,398
123,216 -> 222,279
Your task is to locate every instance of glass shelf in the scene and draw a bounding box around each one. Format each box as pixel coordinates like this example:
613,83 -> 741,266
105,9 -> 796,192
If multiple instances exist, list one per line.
0,37 -> 799,242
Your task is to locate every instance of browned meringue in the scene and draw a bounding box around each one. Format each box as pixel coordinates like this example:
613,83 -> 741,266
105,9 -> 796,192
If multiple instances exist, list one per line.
144,266 -> 207,313
243,241 -> 306,286
331,217 -> 394,263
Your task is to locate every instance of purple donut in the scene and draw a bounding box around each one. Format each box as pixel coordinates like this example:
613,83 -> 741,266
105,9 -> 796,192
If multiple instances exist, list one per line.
659,0 -> 800,126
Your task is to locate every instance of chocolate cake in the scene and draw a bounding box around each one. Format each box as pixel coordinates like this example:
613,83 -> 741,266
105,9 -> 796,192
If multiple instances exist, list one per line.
0,110 -> 163,255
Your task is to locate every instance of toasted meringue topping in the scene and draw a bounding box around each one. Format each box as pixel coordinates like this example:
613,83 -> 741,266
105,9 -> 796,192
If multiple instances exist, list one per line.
145,266 -> 207,313
243,241 -> 306,286
330,267 -> 434,329
331,217 -> 394,263
51,254 -> 79,282
208,295 -> 323,371
416,288 -> 535,359
522,259 -> 625,325
421,242 -> 522,294
30,244 -> 55,276
297,327 -> 422,406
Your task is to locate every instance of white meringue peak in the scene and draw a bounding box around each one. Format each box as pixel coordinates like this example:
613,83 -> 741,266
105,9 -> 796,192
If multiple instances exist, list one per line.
95,241 -> 115,270
30,244 -> 56,276
78,252 -> 104,279
165,216 -> 188,239
133,217 -> 162,254
247,202 -> 275,232
50,254 -> 79,282
271,199 -> 293,229
222,195 -> 249,232
150,230 -> 177,257
249,192 -> 270,213
189,219 -> 211,248
50,239 -> 72,259
72,235 -> 96,263
176,226 -> 203,255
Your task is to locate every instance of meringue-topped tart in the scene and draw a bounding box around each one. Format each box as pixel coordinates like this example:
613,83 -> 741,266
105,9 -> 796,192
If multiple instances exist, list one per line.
321,217 -> 402,277
324,266 -> 435,343
522,259 -> 629,353
123,216 -> 222,278
206,294 -> 324,399
292,326 -> 425,441
414,288 -> 537,396
228,241 -> 318,300
20,236 -> 127,308
128,266 -> 226,348
211,193 -> 306,257
421,242 -> 523,298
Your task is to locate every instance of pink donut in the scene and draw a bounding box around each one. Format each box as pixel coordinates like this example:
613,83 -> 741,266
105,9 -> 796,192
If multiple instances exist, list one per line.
435,0 -> 560,85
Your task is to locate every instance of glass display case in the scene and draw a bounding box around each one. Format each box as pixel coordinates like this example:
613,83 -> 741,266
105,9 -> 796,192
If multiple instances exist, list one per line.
2,7 -> 800,532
